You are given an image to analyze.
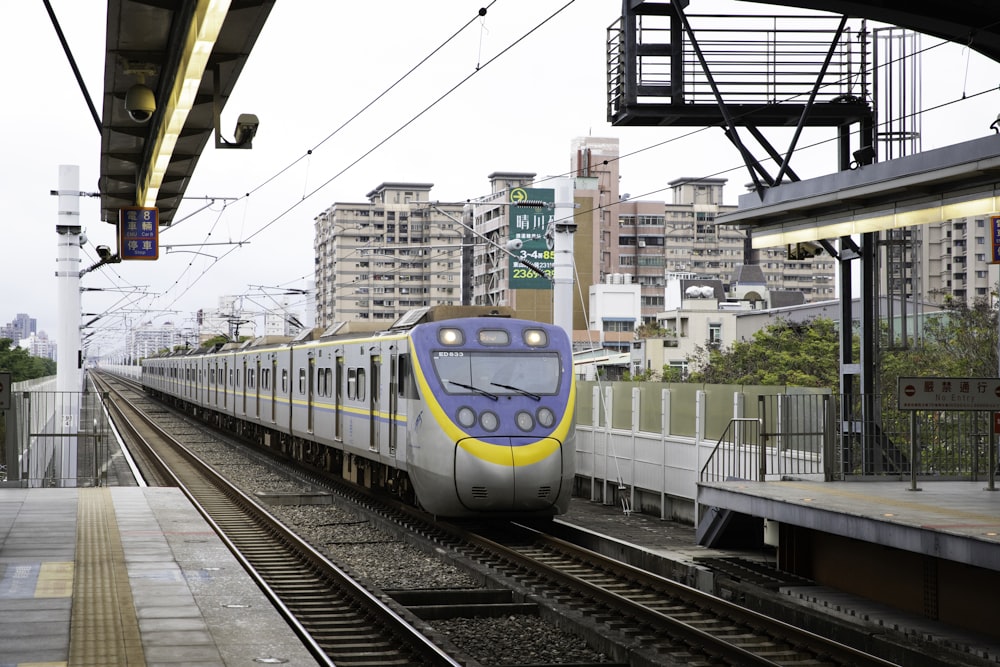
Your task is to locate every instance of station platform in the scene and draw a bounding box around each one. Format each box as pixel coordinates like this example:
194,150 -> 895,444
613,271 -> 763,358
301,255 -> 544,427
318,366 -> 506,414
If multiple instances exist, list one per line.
0,486 -> 320,667
560,483 -> 1000,663
698,479 -> 1000,572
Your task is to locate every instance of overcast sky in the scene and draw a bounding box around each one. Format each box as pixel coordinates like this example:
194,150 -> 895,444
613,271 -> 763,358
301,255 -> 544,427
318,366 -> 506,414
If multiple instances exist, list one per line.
5,1 -> 1000,357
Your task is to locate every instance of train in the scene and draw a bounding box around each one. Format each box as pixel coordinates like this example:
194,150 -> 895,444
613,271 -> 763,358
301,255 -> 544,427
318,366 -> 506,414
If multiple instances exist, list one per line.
136,306 -> 576,518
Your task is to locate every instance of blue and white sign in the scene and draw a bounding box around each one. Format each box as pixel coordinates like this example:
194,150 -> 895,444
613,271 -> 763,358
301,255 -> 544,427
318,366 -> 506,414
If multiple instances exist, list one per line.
119,207 -> 159,260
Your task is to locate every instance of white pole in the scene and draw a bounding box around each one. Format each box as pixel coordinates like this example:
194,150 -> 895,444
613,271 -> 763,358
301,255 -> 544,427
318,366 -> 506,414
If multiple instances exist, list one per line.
55,164 -> 82,486
553,177 -> 576,340
56,165 -> 82,393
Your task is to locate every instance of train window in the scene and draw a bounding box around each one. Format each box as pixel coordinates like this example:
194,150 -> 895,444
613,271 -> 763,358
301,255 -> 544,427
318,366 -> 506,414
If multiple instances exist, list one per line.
298,368 -> 306,394
248,369 -> 255,389
261,368 -> 270,390
281,369 -> 288,392
228,369 -> 233,386
347,368 -> 357,400
433,351 -> 561,396
397,354 -> 418,399
357,368 -> 366,401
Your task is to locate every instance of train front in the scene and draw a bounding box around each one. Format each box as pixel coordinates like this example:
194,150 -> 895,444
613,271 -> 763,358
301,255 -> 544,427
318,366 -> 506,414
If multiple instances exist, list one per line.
407,317 -> 576,517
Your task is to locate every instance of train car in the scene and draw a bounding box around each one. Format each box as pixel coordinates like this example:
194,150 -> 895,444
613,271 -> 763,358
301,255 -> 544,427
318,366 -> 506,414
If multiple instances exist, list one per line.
139,306 -> 576,518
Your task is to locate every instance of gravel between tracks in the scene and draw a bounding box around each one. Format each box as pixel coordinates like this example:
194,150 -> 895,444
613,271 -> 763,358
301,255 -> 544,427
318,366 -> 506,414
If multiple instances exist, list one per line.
187,437 -> 611,665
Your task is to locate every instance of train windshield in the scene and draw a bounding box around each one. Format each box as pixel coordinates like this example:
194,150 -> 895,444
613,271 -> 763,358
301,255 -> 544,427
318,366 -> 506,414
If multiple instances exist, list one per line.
432,352 -> 561,396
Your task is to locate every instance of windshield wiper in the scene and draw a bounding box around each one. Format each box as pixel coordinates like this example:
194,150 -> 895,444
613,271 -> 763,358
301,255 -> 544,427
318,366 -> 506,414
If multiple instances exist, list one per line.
491,382 -> 541,401
447,380 -> 499,401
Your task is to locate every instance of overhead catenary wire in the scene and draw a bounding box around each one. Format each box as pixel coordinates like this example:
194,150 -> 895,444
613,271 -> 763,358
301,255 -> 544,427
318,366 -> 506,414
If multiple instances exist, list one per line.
98,7 -> 1000,347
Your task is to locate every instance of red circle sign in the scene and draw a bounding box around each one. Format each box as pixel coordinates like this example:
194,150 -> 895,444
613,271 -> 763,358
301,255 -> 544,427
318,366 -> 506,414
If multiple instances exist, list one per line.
904,385 -> 915,397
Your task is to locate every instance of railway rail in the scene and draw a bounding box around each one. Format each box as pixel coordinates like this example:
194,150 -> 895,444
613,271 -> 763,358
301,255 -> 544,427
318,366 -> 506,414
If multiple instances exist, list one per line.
92,372 -> 464,667
95,370 -> 912,666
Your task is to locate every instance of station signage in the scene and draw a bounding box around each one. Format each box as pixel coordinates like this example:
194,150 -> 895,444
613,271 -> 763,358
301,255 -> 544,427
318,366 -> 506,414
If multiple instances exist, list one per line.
119,207 -> 159,260
898,376 -> 1000,411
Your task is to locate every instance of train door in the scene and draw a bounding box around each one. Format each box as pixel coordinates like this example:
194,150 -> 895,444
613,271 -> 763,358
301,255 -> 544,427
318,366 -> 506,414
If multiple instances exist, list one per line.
255,358 -> 261,419
369,355 -> 380,453
270,357 -> 277,423
241,358 -> 248,415
307,357 -> 315,433
335,355 -> 344,441
224,360 -> 229,409
388,352 -> 398,457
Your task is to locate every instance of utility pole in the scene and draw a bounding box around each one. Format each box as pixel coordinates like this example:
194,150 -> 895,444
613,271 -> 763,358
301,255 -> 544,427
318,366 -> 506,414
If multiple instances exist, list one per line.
552,178 -> 578,341
53,164 -> 83,485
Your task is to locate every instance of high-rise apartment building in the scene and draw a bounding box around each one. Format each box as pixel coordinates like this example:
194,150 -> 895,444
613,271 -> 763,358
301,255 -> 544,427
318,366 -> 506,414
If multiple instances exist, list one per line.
1,313 -> 37,343
313,183 -> 466,328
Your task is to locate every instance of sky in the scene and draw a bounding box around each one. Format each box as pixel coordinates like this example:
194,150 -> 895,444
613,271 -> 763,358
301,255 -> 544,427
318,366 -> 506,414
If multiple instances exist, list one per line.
5,1 -> 1000,358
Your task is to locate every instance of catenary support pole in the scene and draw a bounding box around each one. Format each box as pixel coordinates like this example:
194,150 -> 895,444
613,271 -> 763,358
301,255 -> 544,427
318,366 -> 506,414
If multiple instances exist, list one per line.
552,177 -> 577,341
55,164 -> 82,485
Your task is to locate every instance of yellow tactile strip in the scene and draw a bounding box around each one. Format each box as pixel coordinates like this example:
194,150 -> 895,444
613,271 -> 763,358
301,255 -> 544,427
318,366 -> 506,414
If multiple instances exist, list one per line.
69,488 -> 146,667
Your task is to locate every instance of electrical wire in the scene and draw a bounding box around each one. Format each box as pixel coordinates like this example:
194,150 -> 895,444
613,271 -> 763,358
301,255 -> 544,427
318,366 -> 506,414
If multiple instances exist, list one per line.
118,7 -> 1000,336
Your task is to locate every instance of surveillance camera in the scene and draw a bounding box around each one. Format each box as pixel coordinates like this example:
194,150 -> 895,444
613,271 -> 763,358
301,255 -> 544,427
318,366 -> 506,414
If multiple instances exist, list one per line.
233,113 -> 259,146
79,233 -> 88,247
787,241 -> 824,260
125,83 -> 156,123
96,245 -> 112,260
506,238 -> 524,252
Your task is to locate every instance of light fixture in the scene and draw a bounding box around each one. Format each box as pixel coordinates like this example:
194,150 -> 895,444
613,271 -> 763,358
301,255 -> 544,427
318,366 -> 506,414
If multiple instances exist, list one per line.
751,193 -> 1000,249
138,0 -> 233,209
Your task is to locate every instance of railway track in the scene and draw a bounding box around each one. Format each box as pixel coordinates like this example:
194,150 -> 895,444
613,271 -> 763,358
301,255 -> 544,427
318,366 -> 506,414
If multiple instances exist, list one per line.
92,372 -> 465,667
459,523 -> 902,667
95,371 -> 909,666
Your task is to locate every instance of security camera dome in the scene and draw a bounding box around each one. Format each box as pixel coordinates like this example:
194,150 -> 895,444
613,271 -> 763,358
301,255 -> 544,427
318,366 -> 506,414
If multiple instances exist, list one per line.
125,84 -> 156,124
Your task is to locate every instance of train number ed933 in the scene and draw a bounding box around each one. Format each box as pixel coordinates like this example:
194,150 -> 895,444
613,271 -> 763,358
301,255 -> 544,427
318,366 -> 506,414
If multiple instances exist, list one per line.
137,306 -> 576,518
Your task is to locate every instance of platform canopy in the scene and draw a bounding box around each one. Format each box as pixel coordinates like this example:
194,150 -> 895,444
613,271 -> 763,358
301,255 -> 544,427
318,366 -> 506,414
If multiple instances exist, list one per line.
718,134 -> 1000,248
98,0 -> 274,227
743,0 -> 1000,64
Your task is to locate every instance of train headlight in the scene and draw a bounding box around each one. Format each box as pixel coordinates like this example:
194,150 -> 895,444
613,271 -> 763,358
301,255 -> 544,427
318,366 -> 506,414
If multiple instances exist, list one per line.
516,411 -> 534,431
457,407 -> 476,428
438,328 -> 464,345
537,407 -> 555,428
479,411 -> 499,432
523,329 -> 547,347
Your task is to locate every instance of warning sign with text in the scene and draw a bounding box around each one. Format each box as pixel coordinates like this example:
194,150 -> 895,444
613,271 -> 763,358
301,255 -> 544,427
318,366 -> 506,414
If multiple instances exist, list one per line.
897,376 -> 1000,411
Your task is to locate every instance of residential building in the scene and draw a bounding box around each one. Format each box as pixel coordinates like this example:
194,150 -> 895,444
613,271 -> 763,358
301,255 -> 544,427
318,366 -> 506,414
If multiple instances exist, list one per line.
586,274 -> 641,354
128,320 -> 195,360
197,296 -> 257,344
1,313 -> 37,343
19,331 -> 56,361
571,137 -> 837,325
313,183 -> 465,327
905,219 -> 997,307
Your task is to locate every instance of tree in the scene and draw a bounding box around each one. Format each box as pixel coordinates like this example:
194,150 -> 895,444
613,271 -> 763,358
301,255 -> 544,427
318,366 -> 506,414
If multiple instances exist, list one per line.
685,318 -> 843,389
623,367 -> 657,382
635,321 -> 670,339
0,338 -> 57,382
880,296 -> 998,408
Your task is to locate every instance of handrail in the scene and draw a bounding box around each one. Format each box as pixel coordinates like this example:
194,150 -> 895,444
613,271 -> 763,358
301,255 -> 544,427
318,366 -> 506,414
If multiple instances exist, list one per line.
699,417 -> 763,483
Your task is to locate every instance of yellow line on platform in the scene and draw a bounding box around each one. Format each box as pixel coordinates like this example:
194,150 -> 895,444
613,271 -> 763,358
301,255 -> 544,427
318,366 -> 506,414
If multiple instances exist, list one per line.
69,488 -> 146,667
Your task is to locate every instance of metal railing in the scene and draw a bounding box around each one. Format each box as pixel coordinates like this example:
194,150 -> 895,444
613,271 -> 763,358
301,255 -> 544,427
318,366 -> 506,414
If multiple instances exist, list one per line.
3,389 -> 113,488
699,418 -> 764,483
608,12 -> 868,118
